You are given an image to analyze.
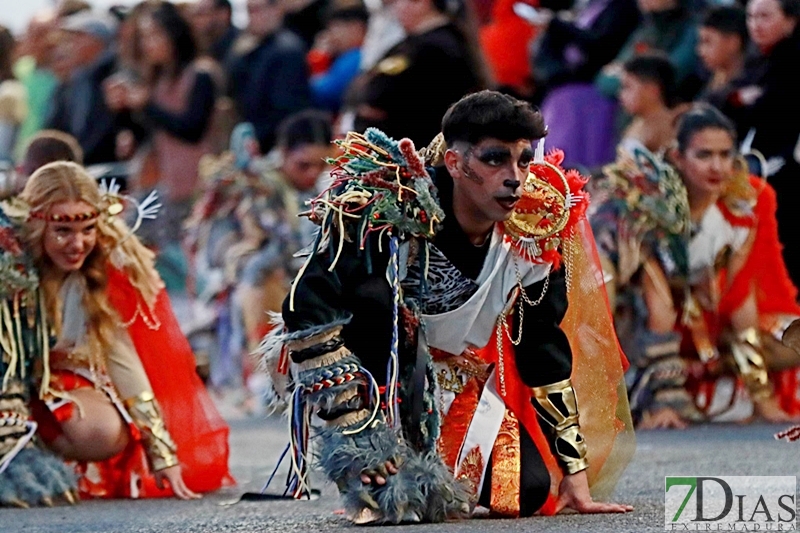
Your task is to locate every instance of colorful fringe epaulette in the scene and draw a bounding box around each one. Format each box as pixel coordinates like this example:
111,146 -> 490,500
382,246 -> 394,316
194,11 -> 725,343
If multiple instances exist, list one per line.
305,129 -> 443,257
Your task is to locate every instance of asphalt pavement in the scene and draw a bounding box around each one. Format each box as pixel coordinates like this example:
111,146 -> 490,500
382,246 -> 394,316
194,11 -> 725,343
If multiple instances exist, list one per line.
4,413 -> 799,533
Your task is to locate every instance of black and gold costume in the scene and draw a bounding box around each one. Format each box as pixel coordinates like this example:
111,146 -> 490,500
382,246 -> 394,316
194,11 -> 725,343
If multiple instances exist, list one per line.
259,131 -> 632,523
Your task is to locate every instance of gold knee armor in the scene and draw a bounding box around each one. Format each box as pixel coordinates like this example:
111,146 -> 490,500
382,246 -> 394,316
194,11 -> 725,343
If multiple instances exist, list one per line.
124,391 -> 178,472
531,378 -> 588,475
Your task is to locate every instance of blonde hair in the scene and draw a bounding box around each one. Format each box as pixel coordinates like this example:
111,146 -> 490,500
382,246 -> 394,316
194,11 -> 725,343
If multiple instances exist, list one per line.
19,162 -> 164,367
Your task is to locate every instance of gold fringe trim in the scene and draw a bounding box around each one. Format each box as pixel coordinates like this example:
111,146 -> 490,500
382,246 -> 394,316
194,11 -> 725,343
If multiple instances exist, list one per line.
490,411 -> 521,517
297,346 -> 351,371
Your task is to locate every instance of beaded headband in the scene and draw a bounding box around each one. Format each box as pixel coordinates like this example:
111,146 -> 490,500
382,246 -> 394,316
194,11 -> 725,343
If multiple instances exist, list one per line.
23,179 -> 160,238
28,209 -> 100,223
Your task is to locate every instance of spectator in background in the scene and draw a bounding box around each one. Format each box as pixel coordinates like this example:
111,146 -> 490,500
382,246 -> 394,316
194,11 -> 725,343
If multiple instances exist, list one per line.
191,0 -> 241,64
104,1 -> 221,269
228,0 -> 312,152
696,5 -> 748,107
112,2 -> 149,76
12,11 -> 60,162
533,0 -> 640,101
17,129 -> 83,182
310,0 -> 369,112
283,0 -> 331,48
619,53 -> 681,155
0,129 -> 83,199
358,0 -> 405,72
45,11 -> 132,166
0,26 -> 26,163
349,0 -> 488,148
533,0 -> 640,169
595,0 -> 700,103
719,0 -> 800,285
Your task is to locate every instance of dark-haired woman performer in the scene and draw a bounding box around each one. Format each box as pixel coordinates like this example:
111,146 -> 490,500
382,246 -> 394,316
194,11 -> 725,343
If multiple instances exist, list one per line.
593,104 -> 800,430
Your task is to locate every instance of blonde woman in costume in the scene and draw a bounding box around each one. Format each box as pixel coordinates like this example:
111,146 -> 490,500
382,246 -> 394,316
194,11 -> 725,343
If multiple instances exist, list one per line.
15,162 -> 231,500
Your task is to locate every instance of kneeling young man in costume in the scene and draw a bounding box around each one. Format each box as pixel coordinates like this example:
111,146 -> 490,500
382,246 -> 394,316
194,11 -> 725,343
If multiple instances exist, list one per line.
262,90 -> 634,523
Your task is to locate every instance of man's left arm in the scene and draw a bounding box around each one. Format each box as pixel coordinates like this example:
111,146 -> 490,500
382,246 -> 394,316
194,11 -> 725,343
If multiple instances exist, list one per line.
516,267 -> 633,514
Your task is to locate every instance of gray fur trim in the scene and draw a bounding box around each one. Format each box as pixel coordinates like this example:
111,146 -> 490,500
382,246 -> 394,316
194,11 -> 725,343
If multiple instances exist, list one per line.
307,381 -> 362,414
399,450 -> 470,523
315,421 -> 470,524
255,315 -> 354,416
254,313 -> 292,416
0,447 -> 77,506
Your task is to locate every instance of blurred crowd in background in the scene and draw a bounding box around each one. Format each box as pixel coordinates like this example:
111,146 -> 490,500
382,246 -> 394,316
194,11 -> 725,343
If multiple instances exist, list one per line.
1,0 -> 799,419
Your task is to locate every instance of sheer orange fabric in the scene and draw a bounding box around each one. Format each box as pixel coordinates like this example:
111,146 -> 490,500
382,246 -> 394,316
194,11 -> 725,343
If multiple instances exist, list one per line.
479,220 -> 635,514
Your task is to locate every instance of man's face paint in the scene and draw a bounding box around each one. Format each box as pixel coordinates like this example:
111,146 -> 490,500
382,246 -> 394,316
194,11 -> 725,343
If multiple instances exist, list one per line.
460,145 -> 484,185
450,138 -> 533,224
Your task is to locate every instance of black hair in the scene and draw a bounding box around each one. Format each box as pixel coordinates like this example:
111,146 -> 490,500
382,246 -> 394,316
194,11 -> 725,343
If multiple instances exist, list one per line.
432,0 -> 464,15
675,103 -> 737,153
325,0 -> 369,23
623,52 -> 678,107
277,110 -> 333,152
147,1 -> 197,73
702,6 -> 748,49
21,130 -> 84,177
0,26 -> 13,83
776,0 -> 800,18
423,0 -> 493,89
213,0 -> 233,11
441,90 -> 546,146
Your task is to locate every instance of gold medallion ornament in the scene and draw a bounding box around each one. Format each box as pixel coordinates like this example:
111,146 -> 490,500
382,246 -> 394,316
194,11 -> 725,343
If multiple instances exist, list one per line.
504,162 -> 571,258
501,142 -> 590,269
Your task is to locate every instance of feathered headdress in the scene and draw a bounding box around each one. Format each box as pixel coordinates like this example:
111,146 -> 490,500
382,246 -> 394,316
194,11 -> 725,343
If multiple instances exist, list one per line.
307,128 -> 445,247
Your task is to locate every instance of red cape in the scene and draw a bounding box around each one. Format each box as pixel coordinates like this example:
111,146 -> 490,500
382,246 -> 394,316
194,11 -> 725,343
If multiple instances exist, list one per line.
105,267 -> 234,496
719,177 -> 800,320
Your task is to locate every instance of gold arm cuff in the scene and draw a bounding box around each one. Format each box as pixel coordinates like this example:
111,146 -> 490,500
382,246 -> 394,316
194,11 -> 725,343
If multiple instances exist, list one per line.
531,378 -> 589,474
555,425 -> 589,475
124,391 -> 179,472
531,378 -> 579,432
731,328 -> 772,401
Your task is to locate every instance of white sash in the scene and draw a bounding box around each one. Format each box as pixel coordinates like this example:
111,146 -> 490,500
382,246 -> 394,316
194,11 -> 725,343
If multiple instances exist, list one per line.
453,370 -> 506,500
421,227 -> 550,356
